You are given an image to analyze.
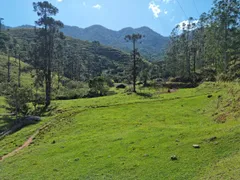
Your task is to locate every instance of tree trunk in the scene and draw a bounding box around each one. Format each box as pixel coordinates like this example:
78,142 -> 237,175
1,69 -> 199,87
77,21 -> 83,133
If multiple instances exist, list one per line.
18,54 -> 21,87
45,70 -> 51,107
45,34 -> 53,107
45,54 -> 51,107
193,50 -> 196,74
186,33 -> 191,78
7,53 -> 11,83
224,22 -> 228,72
57,60 -> 60,89
133,40 -> 136,93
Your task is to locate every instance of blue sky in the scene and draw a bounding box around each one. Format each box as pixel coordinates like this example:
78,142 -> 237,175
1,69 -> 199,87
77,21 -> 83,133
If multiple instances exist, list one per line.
1,0 -> 213,36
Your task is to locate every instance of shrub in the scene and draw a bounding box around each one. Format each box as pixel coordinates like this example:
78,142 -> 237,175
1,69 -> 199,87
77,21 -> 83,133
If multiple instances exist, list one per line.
55,88 -> 89,100
32,92 -> 45,110
5,84 -> 33,117
65,80 -> 85,89
218,61 -> 240,81
88,76 -> 110,97
168,76 -> 193,83
201,68 -> 217,82
104,77 -> 115,87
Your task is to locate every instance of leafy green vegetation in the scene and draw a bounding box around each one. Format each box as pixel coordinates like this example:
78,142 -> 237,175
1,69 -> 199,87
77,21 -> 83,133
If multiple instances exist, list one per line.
0,82 -> 239,179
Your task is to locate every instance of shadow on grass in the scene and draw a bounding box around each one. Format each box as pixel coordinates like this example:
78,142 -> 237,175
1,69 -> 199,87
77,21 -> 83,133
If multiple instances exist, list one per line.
31,104 -> 58,116
0,114 -> 16,133
107,91 -> 117,96
136,92 -> 153,98
0,104 -> 58,138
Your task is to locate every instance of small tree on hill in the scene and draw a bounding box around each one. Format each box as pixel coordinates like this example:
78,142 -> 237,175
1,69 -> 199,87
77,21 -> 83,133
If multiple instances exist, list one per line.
5,84 -> 32,118
89,76 -> 109,97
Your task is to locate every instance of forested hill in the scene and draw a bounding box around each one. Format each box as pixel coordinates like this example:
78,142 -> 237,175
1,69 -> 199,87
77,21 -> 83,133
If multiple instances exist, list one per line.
61,25 -> 169,61
6,28 -> 131,82
4,24 -> 169,61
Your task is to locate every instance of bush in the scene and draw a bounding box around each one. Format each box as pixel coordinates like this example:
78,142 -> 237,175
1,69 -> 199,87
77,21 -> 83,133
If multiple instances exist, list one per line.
32,92 -> 45,109
55,88 -> 89,100
104,77 -> 115,87
0,82 -> 7,95
88,76 -> 110,97
218,61 -> 240,81
65,80 -> 85,89
200,68 -> 217,82
5,84 -> 33,117
168,76 -> 193,83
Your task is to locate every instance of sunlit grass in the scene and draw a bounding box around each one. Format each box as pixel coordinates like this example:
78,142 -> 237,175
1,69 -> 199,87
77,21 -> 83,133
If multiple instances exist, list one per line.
0,82 -> 239,179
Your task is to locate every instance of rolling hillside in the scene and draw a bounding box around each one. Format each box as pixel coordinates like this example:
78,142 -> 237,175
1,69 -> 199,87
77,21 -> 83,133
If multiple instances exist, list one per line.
0,82 -> 239,179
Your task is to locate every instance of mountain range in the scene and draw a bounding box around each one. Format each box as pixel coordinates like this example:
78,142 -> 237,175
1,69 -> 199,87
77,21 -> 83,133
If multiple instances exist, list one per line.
61,25 -> 169,61
3,24 -> 169,61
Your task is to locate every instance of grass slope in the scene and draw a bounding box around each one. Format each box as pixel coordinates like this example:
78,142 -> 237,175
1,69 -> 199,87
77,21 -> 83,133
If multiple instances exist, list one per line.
0,55 -> 33,86
0,82 -> 239,179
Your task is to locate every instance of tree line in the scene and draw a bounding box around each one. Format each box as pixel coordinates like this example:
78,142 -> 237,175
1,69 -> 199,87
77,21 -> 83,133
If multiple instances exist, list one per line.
164,0 -> 240,82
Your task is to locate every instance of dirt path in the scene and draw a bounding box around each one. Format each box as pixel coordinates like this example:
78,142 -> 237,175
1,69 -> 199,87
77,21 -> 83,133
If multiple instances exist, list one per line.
0,130 -> 39,161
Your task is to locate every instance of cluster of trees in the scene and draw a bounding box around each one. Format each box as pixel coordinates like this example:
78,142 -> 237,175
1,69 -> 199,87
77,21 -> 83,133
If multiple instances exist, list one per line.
0,1 -> 65,116
0,1 -> 150,117
164,0 -> 240,82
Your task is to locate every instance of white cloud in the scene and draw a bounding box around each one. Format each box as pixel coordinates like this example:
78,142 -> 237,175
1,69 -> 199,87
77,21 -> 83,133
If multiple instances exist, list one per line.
161,0 -> 176,4
164,10 -> 168,14
57,0 -> 63,2
149,1 -> 161,18
170,16 -> 175,22
93,4 -> 102,10
162,0 -> 171,3
177,20 -> 199,30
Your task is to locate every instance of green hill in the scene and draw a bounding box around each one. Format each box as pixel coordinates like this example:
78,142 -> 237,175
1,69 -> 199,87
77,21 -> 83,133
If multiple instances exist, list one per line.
5,24 -> 169,61
61,25 -> 169,61
0,82 -> 239,179
6,28 -> 132,82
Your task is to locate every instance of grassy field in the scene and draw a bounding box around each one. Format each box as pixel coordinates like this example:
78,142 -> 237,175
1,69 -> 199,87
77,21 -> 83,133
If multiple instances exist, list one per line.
0,82 -> 239,179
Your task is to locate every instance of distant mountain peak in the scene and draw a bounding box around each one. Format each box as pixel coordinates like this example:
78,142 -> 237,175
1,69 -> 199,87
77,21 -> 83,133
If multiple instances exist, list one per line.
61,25 -> 169,61
137,26 -> 152,30
120,27 -> 134,31
86,24 -> 106,29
